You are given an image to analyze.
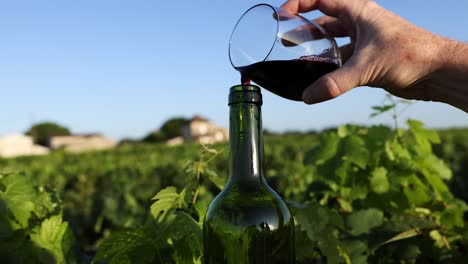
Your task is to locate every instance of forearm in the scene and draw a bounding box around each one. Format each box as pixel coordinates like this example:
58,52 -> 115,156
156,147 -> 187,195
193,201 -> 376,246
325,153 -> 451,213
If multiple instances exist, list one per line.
430,39 -> 468,112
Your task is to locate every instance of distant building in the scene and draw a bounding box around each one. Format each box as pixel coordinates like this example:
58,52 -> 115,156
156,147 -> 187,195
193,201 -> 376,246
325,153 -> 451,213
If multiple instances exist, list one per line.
49,134 -> 117,153
180,115 -> 228,145
0,134 -> 49,158
166,136 -> 184,146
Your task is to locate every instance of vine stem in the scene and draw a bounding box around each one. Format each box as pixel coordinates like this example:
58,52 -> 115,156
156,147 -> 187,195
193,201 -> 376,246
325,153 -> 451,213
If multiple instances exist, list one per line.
190,146 -> 225,206
390,96 -> 399,131
192,188 -> 200,206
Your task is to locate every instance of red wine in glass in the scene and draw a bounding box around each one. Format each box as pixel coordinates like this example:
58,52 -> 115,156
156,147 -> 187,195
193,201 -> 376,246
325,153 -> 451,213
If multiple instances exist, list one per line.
237,55 -> 340,101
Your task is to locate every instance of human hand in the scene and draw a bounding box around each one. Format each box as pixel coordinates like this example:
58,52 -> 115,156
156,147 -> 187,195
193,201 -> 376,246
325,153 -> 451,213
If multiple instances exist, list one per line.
281,0 -> 467,112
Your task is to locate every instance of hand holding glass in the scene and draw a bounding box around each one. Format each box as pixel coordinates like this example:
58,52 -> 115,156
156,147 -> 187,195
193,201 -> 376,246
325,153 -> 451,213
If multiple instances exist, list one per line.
229,3 -> 342,101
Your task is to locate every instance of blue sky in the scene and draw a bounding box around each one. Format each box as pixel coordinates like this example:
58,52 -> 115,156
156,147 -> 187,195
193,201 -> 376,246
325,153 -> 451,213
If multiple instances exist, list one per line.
1,0 -> 467,140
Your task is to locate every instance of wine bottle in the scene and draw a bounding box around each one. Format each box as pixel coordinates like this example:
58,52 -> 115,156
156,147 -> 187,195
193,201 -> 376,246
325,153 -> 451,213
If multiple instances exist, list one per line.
203,85 -> 295,264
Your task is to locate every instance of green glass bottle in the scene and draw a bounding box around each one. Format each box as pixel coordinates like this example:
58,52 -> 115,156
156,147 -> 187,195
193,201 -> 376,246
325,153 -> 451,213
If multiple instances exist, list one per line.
203,85 -> 295,264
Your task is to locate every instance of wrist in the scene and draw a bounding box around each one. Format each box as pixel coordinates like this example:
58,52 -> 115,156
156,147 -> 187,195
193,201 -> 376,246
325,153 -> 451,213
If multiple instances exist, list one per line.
436,38 -> 466,68
448,39 -> 468,68
428,38 -> 468,111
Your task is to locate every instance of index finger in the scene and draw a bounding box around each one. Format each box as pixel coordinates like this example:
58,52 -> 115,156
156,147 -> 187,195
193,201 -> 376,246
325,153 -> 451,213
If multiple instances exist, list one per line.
281,0 -> 344,17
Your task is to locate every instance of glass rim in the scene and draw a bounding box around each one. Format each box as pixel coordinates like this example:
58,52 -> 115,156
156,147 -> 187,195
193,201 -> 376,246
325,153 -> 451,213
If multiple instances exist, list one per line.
228,3 -> 279,69
228,3 -> 340,69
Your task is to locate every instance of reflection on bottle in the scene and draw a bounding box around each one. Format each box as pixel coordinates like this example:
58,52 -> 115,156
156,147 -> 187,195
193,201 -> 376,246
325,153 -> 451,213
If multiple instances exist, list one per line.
259,221 -> 271,232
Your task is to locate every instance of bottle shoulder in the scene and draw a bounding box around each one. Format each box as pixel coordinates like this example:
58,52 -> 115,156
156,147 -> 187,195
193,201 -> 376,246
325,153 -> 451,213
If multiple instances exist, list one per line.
204,182 -> 293,230
209,181 -> 289,208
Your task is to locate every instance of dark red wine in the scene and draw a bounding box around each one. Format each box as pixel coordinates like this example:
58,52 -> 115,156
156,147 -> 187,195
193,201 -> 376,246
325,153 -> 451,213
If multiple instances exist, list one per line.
237,55 -> 340,101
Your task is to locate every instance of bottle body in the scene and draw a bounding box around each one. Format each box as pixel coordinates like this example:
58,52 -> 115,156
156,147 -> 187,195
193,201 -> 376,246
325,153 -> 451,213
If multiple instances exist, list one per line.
204,181 -> 295,264
203,85 -> 295,264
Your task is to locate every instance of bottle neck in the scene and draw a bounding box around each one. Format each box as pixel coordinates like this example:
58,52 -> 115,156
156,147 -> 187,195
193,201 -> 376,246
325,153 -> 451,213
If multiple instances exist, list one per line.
228,101 -> 264,184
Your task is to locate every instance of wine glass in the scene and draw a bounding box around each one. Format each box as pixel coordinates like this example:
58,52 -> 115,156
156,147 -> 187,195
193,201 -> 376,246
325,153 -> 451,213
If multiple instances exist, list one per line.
229,3 -> 342,101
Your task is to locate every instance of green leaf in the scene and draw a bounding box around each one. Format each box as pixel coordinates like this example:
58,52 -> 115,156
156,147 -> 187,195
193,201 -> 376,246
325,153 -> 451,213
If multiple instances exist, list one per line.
424,155 -> 452,180
370,104 -> 396,118
94,227 -> 156,264
337,125 -> 361,138
294,204 -> 344,263
181,181 -> 197,208
294,227 -> 319,262
430,230 -> 448,249
417,165 -> 450,201
0,174 -> 36,230
0,231 -> 38,263
30,214 -> 75,264
294,204 -> 344,241
337,126 -> 348,138
346,208 -> 384,236
34,185 -> 62,219
384,140 -> 395,161
337,198 -> 353,213
340,184 -> 368,201
370,167 -> 389,194
407,119 -> 440,153
96,211 -> 202,264
295,205 -> 330,241
340,240 -> 368,264
150,187 -> 186,222
0,211 -> 12,239
321,234 -> 342,264
205,169 -> 225,191
366,126 -> 391,151
171,212 -> 202,263
194,195 -> 210,224
342,135 -> 369,169
387,137 -> 411,162
439,199 -> 467,228
304,133 -> 340,166
401,174 -> 431,205
370,228 -> 422,254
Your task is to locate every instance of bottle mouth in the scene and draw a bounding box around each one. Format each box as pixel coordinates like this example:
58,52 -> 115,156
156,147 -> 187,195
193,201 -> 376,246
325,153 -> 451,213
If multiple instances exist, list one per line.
229,85 -> 263,106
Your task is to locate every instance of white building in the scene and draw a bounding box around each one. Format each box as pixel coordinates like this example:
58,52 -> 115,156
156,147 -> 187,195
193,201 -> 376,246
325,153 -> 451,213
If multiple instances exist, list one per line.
0,134 -> 50,158
180,116 -> 228,145
49,134 -> 117,153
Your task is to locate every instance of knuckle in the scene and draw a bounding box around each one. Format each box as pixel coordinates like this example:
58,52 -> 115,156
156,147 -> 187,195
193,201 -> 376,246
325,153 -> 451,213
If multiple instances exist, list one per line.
321,76 -> 342,98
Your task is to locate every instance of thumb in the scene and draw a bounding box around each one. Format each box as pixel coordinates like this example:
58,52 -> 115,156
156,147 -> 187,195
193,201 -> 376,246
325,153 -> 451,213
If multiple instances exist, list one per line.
302,62 -> 361,104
